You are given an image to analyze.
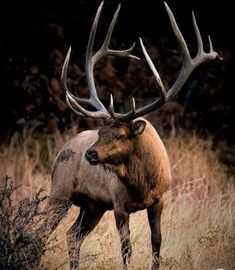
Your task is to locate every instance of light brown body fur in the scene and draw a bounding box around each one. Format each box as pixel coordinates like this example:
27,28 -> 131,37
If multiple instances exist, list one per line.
51,118 -> 170,210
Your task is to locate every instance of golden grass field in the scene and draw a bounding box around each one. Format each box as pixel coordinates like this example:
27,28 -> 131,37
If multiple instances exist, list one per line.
0,127 -> 234,270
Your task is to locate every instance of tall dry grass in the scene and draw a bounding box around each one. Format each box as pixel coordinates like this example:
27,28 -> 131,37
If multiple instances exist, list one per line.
0,128 -> 234,269
0,126 -> 78,199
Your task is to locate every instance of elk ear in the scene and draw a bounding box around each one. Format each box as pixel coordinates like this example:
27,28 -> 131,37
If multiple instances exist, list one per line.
131,119 -> 146,136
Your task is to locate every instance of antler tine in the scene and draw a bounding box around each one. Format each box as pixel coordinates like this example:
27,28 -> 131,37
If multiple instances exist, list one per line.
208,36 -> 222,59
139,37 -> 167,102
66,95 -> 85,118
108,93 -> 138,120
85,1 -> 106,109
61,47 -> 91,107
117,1 -> 220,122
192,11 -> 203,56
92,3 -> 139,63
66,91 -> 110,119
108,94 -> 117,120
61,46 -> 71,95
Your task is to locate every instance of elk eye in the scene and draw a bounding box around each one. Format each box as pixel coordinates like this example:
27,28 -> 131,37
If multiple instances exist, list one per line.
117,134 -> 126,141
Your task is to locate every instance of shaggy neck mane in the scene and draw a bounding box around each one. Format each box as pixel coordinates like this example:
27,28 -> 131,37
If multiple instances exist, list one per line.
115,121 -> 168,200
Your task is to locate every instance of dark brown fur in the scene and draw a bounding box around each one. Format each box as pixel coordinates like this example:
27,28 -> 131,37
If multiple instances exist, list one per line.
45,118 -> 171,269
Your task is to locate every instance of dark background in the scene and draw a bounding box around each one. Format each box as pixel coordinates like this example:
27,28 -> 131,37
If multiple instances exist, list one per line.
0,0 -> 234,147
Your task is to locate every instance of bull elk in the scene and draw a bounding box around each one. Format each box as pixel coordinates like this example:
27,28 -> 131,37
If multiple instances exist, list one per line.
45,1 -> 219,269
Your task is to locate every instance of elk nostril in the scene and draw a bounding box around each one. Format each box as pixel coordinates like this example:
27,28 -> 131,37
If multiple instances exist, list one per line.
85,149 -> 99,163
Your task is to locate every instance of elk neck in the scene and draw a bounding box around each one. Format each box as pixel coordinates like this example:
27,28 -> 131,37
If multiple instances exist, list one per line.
115,121 -> 169,200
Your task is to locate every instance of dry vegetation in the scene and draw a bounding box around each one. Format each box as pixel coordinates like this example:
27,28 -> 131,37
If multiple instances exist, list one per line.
0,127 -> 234,270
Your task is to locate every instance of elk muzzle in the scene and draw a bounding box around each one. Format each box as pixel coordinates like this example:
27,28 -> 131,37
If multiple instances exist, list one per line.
85,148 -> 99,165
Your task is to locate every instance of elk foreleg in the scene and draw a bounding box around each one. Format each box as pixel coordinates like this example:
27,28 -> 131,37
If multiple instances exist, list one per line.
114,209 -> 132,269
67,206 -> 104,270
147,198 -> 163,270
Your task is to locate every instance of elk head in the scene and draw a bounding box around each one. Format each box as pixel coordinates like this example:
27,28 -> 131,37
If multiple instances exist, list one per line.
61,1 -> 220,167
85,119 -> 146,165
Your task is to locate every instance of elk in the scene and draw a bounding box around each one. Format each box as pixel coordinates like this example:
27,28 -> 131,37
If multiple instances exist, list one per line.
45,1 -> 219,269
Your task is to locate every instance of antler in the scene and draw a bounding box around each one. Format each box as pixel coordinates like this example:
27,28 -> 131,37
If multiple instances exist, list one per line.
61,1 -> 139,120
115,1 -> 221,121
62,1 -> 220,122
